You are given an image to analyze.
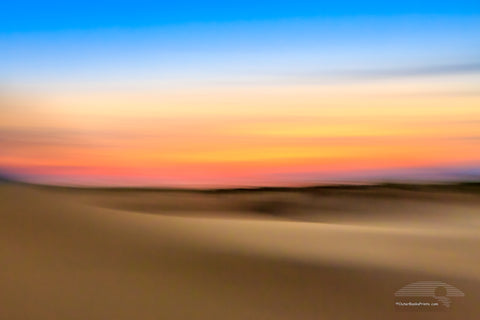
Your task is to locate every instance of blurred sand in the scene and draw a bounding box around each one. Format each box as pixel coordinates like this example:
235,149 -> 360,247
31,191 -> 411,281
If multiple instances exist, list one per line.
1,184 -> 479,319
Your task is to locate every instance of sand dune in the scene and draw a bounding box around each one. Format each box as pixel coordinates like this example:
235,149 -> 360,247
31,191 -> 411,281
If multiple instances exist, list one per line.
1,184 -> 479,319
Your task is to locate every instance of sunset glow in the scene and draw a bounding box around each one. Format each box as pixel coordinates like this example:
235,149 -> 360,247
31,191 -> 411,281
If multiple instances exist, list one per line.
1,2 -> 479,186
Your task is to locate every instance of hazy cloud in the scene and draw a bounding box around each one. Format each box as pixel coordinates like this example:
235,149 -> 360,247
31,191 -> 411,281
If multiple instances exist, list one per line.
338,62 -> 480,79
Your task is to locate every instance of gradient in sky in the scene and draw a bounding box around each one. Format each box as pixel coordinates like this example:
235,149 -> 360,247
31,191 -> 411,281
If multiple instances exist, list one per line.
1,1 -> 480,186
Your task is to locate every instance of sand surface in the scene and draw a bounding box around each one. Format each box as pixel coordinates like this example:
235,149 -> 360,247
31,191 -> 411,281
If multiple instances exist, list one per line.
1,184 -> 479,319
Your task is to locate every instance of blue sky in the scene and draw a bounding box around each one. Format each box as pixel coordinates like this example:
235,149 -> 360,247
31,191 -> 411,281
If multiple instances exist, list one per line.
1,14 -> 479,91
1,1 -> 479,87
1,0 -> 480,32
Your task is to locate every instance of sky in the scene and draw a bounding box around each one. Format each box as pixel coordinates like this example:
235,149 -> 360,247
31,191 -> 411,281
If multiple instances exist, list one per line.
1,1 -> 480,186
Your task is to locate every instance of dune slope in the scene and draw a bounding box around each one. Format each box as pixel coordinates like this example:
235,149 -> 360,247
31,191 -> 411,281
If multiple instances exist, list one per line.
1,185 -> 479,319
